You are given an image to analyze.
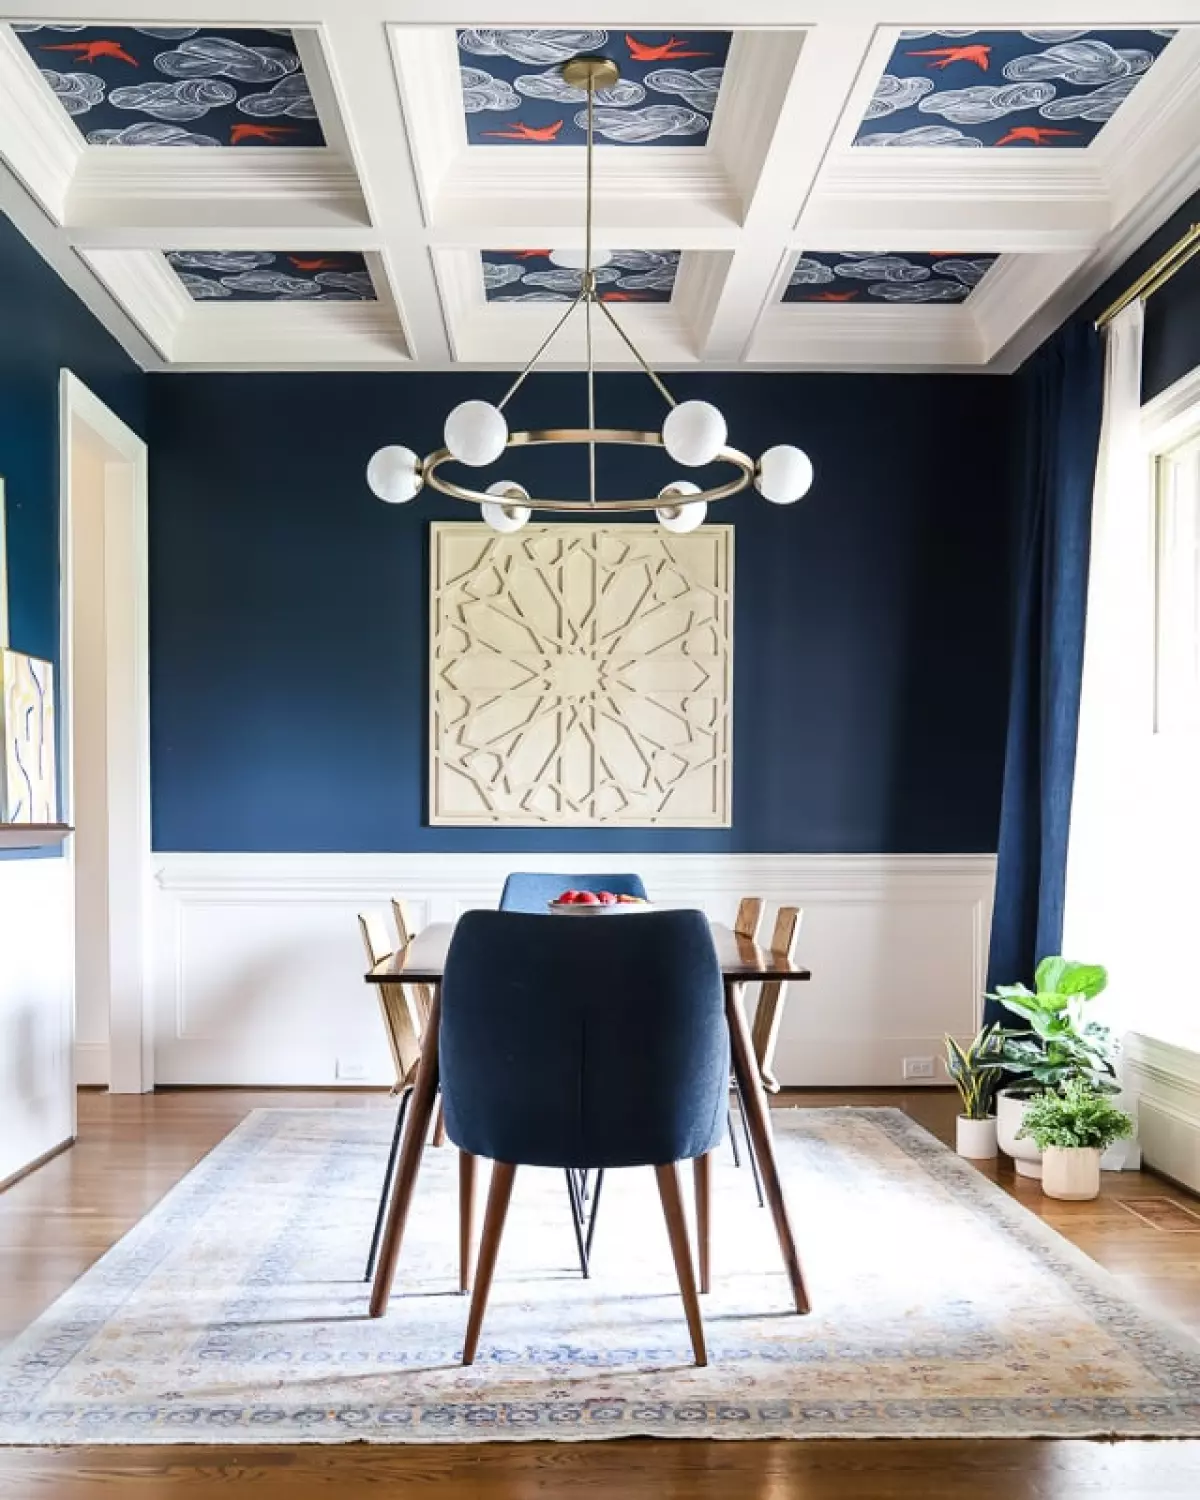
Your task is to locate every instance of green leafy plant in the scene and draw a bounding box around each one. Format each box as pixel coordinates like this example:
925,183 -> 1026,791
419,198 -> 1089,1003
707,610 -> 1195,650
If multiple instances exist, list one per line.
944,1024 -> 1008,1119
988,956 -> 1117,1095
1016,1079 -> 1133,1152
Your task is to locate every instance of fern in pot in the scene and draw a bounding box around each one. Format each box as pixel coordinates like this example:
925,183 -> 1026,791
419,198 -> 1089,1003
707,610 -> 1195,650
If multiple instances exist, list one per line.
943,1024 -> 1007,1159
1017,1080 -> 1132,1200
988,957 -> 1115,1179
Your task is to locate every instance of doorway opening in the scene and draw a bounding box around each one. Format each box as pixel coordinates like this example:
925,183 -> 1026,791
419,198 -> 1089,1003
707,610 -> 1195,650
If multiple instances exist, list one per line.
59,371 -> 151,1094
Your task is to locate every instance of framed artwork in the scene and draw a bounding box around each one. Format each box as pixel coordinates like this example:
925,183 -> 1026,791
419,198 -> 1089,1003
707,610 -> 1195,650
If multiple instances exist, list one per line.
430,523 -> 733,826
0,475 -> 59,824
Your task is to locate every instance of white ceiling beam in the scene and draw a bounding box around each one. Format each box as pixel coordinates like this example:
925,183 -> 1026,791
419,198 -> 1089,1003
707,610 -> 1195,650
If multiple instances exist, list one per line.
319,14 -> 451,362
699,25 -> 877,361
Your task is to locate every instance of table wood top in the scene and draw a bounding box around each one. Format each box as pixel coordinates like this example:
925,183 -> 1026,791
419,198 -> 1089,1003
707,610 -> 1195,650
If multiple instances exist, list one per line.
366,919 -> 811,986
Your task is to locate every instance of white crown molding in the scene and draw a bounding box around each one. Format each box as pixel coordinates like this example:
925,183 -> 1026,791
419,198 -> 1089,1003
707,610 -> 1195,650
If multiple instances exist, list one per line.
747,302 -> 983,371
0,25 -> 83,222
970,250 -> 1092,369
79,248 -> 189,361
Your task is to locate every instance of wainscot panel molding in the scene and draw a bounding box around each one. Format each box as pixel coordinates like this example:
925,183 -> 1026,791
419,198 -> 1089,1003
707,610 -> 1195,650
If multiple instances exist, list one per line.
150,852 -> 994,1088
1124,1033 -> 1200,1195
0,858 -> 74,1186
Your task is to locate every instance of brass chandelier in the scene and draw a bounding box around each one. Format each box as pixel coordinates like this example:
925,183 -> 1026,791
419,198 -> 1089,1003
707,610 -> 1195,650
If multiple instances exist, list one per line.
366,54 -> 814,533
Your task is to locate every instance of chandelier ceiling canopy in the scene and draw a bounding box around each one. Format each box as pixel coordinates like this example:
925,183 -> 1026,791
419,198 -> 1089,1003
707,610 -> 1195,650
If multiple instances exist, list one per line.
367,53 -> 814,533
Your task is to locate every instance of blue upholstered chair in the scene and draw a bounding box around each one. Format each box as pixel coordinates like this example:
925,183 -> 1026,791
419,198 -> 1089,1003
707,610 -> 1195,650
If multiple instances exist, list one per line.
440,908 -> 727,1366
497,871 -> 649,913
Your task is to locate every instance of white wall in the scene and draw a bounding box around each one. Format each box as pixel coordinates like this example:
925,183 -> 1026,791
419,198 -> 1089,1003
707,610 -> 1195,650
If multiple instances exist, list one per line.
149,852 -> 994,1088
0,857 -> 73,1187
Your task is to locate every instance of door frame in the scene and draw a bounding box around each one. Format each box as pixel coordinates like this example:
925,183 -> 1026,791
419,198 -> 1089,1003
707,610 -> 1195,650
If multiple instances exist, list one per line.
58,369 -> 152,1093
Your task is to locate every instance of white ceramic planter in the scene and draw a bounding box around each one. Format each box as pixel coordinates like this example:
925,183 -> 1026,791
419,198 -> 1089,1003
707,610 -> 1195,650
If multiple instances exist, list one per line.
956,1115 -> 998,1159
996,1088 -> 1043,1178
1042,1146 -> 1102,1201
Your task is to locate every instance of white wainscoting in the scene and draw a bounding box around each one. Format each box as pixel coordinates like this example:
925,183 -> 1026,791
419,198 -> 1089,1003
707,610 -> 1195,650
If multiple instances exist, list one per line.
151,853 -> 994,1088
1124,1033 -> 1200,1194
0,857 -> 74,1187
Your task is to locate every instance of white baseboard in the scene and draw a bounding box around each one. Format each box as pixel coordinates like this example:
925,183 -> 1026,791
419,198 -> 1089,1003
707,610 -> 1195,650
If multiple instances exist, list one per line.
1124,1033 -> 1200,1193
149,852 -> 995,1089
74,1041 -> 110,1088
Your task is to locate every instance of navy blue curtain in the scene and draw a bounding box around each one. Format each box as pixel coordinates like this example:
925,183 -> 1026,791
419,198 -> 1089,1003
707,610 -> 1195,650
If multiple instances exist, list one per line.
984,321 -> 1105,1017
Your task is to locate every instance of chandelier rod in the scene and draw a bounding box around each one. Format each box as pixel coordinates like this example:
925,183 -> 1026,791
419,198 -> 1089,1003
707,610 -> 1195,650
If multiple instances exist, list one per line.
596,295 -> 677,409
585,76 -> 597,506
495,289 -> 586,413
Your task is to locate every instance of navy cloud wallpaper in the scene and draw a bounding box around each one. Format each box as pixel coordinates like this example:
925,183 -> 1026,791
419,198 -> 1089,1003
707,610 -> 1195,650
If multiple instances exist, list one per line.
482,249 -> 679,303
784,252 -> 997,305
458,28 -> 729,146
146,370 -> 1017,854
166,251 -> 375,304
14,23 -> 324,147
856,29 -> 1175,148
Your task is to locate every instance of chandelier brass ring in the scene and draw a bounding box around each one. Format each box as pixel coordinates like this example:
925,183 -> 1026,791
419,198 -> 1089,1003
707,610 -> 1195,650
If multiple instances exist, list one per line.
423,429 -> 756,514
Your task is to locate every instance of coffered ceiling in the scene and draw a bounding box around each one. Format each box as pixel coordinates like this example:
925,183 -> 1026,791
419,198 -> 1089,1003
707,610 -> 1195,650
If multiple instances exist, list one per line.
1,3 -> 1199,375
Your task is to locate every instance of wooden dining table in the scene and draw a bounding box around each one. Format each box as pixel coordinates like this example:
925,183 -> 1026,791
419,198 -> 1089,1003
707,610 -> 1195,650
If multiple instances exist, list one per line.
364,918 -> 813,1318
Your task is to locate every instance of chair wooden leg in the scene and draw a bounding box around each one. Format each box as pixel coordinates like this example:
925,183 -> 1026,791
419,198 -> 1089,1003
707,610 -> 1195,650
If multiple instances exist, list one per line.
458,1150 -> 477,1294
693,1152 -> 712,1295
654,1162 -> 707,1367
364,1088 -> 410,1282
431,1096 -> 447,1148
462,1161 -> 517,1366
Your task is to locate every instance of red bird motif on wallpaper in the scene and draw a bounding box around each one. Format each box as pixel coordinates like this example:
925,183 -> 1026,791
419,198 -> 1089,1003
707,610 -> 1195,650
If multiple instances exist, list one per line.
599,290 -> 651,301
230,124 -> 298,144
41,39 -> 139,66
907,44 -> 992,71
516,250 -> 553,258
809,291 -> 859,302
482,120 -> 564,142
625,34 -> 711,62
288,257 -> 339,271
994,125 -> 1078,147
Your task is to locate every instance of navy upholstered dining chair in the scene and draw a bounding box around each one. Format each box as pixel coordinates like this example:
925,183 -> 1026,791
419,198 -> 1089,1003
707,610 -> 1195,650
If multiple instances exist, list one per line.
497,871 -> 649,913
440,908 -> 727,1366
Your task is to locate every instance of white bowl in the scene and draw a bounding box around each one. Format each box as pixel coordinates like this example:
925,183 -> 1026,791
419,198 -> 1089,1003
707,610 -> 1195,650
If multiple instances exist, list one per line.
546,900 -> 654,916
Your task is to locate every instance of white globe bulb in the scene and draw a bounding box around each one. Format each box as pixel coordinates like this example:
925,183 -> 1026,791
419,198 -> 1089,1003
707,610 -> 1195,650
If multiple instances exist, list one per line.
755,444 -> 814,505
444,400 -> 508,467
366,445 -> 422,504
662,400 -> 727,467
482,481 -> 530,534
550,247 -> 612,270
656,481 -> 706,533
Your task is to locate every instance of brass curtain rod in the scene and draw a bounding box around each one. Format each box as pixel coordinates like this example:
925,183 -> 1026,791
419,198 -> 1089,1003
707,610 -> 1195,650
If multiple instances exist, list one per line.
1095,222 -> 1200,329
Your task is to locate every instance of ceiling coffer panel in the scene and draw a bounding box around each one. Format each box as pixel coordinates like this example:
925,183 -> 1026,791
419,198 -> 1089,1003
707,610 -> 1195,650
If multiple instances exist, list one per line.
13,23 -> 325,146
457,28 -> 730,145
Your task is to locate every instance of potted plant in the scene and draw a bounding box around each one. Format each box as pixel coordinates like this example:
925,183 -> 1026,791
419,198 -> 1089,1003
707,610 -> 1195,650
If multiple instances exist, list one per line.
988,957 -> 1115,1178
943,1024 -> 1007,1158
1017,1079 -> 1133,1200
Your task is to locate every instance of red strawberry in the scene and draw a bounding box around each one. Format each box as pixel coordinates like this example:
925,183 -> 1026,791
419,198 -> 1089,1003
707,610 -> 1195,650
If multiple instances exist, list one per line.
576,890 -> 600,905
598,891 -> 617,905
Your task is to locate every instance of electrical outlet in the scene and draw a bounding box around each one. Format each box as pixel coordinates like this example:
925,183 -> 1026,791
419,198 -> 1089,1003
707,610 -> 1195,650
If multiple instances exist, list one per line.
902,1056 -> 935,1080
335,1058 -> 369,1081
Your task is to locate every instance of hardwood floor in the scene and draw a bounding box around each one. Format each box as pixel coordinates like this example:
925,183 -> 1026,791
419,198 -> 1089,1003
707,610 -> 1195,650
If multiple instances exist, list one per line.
1,1087 -> 1199,1497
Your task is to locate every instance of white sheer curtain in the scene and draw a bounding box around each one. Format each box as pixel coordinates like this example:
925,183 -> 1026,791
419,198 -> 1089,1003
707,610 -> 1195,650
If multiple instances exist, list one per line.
1063,303 -> 1148,1166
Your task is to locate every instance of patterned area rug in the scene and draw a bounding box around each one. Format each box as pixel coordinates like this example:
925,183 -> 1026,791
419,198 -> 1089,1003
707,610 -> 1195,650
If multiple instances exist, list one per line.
2,1106 -> 1200,1444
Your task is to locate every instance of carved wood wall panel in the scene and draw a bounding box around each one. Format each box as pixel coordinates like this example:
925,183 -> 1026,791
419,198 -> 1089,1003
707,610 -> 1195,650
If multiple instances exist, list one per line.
430,523 -> 733,826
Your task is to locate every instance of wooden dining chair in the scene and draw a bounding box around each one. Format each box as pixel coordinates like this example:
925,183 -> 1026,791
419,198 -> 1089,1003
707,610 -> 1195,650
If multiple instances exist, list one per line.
390,899 -> 447,1148
358,910 -> 427,1282
751,906 -> 804,1094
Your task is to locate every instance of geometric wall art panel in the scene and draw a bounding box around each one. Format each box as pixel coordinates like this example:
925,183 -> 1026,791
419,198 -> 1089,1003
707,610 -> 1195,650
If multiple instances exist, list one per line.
855,28 -> 1176,149
1,649 -> 57,823
430,524 -> 732,825
457,28 -> 730,146
784,251 -> 998,304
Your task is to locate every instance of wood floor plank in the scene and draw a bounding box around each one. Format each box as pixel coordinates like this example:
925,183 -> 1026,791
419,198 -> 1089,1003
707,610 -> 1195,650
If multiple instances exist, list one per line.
1,1086 -> 1198,1496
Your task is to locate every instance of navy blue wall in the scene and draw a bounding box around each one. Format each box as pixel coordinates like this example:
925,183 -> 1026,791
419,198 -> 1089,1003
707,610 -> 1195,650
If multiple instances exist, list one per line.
147,370 -> 1017,853
1080,187 -> 1200,403
0,210 -> 144,859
